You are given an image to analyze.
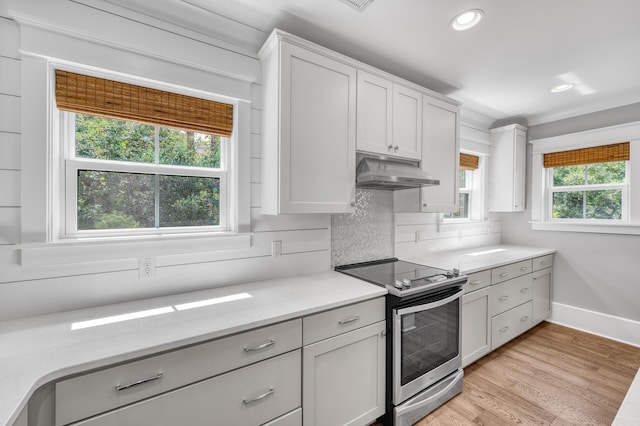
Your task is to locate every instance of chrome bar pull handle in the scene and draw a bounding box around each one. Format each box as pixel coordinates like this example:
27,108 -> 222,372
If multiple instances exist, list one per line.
499,273 -> 508,278
520,288 -> 529,293
243,387 -> 274,405
338,315 -> 360,325
499,326 -> 509,333
520,266 -> 528,271
116,373 -> 163,391
521,316 -> 529,322
244,339 -> 275,353
499,295 -> 508,301
469,280 -> 481,286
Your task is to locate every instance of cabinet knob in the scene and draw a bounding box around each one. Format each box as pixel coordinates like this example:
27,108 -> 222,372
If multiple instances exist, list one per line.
422,203 -> 427,208
388,145 -> 393,152
394,145 -> 399,152
350,201 -> 356,207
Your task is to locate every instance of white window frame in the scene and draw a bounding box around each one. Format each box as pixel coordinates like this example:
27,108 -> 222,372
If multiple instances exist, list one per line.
443,153 -> 487,223
19,57 -> 252,267
60,112 -> 230,238
531,121 -> 640,235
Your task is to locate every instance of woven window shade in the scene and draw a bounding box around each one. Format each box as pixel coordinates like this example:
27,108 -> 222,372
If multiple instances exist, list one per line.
543,142 -> 629,168
460,153 -> 479,170
55,70 -> 233,137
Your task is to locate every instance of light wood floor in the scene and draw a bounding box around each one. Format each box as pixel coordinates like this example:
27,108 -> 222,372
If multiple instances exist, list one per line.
383,322 -> 640,425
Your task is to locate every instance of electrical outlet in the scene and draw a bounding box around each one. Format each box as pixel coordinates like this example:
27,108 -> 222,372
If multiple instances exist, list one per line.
271,240 -> 282,257
139,256 -> 156,279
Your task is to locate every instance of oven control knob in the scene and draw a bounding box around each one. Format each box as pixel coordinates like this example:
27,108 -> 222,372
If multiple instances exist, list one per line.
402,279 -> 412,288
393,280 -> 404,289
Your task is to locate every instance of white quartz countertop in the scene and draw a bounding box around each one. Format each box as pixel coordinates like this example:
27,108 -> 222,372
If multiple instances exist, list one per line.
0,271 -> 386,426
402,244 -> 556,274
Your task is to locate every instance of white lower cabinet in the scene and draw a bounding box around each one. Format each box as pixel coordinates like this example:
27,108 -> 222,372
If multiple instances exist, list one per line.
70,350 -> 301,426
491,302 -> 533,350
302,321 -> 386,426
461,253 -> 554,364
532,267 -> 553,325
461,286 -> 491,367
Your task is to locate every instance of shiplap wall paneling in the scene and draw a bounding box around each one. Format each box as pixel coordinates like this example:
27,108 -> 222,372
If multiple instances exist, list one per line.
0,170 -> 20,206
0,56 -> 20,96
0,17 -> 20,58
0,133 -> 20,170
0,208 -> 19,245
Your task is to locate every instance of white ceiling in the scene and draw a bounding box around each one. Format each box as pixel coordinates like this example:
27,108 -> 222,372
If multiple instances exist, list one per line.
101,0 -> 640,126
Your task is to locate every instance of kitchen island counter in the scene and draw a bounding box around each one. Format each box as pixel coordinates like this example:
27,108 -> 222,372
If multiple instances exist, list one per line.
403,244 -> 555,274
0,271 -> 386,426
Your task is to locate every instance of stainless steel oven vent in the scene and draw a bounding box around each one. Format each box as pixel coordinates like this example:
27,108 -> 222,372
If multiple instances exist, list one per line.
338,0 -> 374,12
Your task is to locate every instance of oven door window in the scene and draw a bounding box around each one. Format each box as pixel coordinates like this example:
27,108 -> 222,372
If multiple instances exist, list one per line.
399,291 -> 460,386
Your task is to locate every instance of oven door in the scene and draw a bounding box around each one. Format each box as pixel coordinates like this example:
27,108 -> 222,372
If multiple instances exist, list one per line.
392,286 -> 463,405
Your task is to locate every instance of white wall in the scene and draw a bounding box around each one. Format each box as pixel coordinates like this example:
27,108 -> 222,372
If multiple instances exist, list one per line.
0,1 -> 331,321
500,103 -> 640,324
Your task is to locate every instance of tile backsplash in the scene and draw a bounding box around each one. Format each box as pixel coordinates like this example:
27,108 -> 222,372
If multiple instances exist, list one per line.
331,189 -> 394,267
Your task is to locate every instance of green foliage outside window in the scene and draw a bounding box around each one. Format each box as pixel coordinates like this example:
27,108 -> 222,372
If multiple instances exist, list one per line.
74,114 -> 222,231
551,161 -> 625,220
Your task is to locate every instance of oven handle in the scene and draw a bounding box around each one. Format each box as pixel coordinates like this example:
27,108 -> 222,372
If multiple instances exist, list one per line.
395,288 -> 464,316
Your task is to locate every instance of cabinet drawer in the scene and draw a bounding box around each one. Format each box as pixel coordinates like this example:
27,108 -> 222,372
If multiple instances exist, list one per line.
491,302 -> 532,350
56,319 -> 301,426
262,408 -> 301,426
533,254 -> 554,272
463,270 -> 491,294
490,274 -> 532,317
303,297 -> 385,346
70,350 -> 301,426
491,259 -> 532,284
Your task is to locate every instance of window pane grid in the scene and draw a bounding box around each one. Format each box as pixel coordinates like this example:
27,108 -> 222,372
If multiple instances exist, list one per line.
65,112 -> 227,235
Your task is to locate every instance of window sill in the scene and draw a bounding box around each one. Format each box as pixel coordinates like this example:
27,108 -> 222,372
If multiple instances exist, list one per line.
530,221 -> 640,235
19,233 -> 251,267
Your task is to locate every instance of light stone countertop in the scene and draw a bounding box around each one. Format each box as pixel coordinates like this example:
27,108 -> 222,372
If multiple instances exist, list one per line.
0,271 -> 386,426
401,244 -> 556,274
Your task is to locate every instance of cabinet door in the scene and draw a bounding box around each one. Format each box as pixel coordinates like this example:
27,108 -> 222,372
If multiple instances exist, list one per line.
392,84 -> 422,160
356,71 -> 393,156
303,321 -> 385,426
420,95 -> 460,212
532,268 -> 552,325
462,287 -> 491,367
489,124 -> 527,212
278,42 -> 356,214
513,128 -> 527,211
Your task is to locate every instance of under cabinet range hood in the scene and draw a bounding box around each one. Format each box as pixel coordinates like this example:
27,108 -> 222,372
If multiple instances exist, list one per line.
356,156 -> 440,190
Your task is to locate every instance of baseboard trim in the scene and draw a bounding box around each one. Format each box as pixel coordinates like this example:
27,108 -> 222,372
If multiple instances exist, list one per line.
549,302 -> 640,348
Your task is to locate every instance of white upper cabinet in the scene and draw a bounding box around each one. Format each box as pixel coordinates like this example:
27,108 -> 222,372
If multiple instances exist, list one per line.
391,84 -> 422,160
420,95 -> 460,212
356,71 -> 393,156
394,95 -> 460,213
356,71 -> 422,160
489,124 -> 527,212
260,31 -> 357,214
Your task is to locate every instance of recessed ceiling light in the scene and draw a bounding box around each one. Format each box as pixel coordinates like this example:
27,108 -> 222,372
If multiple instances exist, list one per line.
451,9 -> 484,31
551,83 -> 574,93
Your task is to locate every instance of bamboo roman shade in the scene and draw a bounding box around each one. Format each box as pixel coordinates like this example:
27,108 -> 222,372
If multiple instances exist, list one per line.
55,70 -> 233,137
460,153 -> 480,170
543,142 -> 629,168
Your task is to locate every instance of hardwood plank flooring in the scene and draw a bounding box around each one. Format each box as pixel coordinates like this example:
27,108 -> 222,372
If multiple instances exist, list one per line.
378,322 -> 640,425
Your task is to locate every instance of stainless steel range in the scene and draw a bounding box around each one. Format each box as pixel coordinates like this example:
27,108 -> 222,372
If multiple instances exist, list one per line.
336,258 -> 466,426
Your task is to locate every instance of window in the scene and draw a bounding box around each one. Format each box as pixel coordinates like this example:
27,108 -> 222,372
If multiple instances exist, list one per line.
55,70 -> 234,237
445,169 -> 472,219
530,123 -> 640,235
444,153 -> 483,221
544,142 -> 629,222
